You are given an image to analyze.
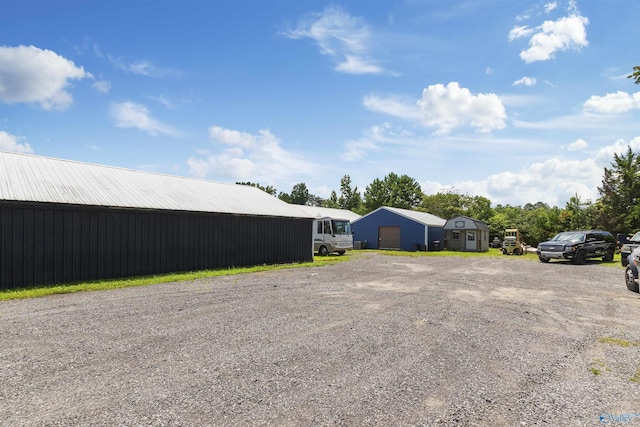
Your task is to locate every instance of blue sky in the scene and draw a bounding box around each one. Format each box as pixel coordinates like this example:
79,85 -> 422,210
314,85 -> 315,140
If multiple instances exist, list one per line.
1,0 -> 638,207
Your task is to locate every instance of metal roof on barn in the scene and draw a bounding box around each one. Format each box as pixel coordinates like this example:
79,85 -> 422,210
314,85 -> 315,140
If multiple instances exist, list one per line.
354,206 -> 446,226
0,151 -> 313,218
291,205 -> 361,222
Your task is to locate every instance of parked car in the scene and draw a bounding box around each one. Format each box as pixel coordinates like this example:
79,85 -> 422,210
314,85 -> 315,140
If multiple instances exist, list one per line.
620,231 -> 640,267
536,230 -> 616,264
625,247 -> 640,293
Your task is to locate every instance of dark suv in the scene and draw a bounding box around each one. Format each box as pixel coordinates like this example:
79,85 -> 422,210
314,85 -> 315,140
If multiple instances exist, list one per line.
620,231 -> 640,267
537,230 -> 616,264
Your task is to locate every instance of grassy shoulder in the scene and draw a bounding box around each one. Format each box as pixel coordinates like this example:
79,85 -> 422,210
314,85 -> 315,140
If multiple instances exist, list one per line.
367,247 -> 625,267
0,254 -> 351,301
1,248 -> 623,301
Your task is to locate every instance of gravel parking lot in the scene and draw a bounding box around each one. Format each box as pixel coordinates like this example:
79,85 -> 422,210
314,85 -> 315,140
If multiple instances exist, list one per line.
1,252 -> 640,426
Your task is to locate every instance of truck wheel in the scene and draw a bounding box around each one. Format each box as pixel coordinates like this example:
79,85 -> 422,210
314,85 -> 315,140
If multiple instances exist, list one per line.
625,266 -> 639,292
603,248 -> 614,262
538,255 -> 550,263
573,250 -> 587,265
337,250 -> 345,255
318,246 -> 329,256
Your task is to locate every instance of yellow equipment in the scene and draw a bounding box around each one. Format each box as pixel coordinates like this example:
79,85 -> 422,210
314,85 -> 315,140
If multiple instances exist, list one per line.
502,228 -> 524,255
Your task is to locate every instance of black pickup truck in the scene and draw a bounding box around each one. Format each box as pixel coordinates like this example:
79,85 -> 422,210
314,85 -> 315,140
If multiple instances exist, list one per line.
536,230 -> 616,265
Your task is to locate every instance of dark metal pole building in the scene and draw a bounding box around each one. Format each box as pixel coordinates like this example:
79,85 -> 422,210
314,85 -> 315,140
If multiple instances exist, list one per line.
0,152 -> 313,290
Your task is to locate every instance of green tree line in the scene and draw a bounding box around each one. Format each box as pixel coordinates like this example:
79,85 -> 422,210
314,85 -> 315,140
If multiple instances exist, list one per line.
239,146 -> 640,247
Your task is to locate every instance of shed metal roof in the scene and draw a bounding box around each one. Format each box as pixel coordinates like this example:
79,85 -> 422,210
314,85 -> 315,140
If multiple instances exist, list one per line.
0,151 -> 313,218
354,206 -> 446,226
443,215 -> 489,231
291,205 -> 361,222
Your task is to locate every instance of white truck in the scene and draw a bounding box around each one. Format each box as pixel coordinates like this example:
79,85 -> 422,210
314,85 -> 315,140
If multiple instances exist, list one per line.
313,216 -> 353,256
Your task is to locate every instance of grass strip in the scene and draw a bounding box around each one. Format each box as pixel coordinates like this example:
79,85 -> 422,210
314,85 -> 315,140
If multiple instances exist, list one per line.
0,254 -> 349,301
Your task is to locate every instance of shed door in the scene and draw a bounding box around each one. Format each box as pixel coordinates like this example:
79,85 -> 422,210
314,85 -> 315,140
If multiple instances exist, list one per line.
466,231 -> 476,250
379,226 -> 401,250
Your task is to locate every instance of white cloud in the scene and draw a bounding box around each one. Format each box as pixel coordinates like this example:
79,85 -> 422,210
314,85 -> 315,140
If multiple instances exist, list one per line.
544,2 -> 558,14
283,6 -> 384,75
209,126 -> 258,149
0,45 -> 91,110
509,25 -> 534,42
343,138 -> 378,161
187,126 -> 317,184
107,56 -> 179,77
0,130 -> 33,153
428,157 -> 600,207
185,156 -> 210,178
129,60 -> 154,76
567,0 -> 581,15
422,136 -> 640,207
109,101 -> 179,136
417,82 -> 507,134
343,122 -> 412,161
335,55 -> 383,74
151,95 -> 173,109
568,138 -> 588,151
363,95 -> 422,120
518,14 -> 589,63
92,79 -> 111,93
420,180 -> 448,196
512,76 -> 537,86
513,112 -> 633,131
364,83 -> 507,134
594,136 -> 640,165
583,91 -> 640,114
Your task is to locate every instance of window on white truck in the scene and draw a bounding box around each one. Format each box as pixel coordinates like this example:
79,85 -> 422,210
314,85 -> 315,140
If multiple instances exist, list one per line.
331,220 -> 351,235
323,220 -> 331,234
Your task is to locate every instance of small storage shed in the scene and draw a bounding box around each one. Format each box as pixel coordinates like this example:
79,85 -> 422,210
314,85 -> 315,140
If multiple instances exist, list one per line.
351,206 -> 445,251
0,151 -> 314,290
443,215 -> 490,252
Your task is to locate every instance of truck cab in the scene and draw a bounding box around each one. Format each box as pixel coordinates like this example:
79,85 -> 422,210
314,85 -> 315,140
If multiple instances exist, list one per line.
313,217 -> 353,256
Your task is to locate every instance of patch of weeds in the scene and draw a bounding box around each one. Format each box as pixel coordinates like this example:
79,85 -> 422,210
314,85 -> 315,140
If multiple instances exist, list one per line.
590,358 -> 610,376
598,337 -> 638,347
630,366 -> 640,383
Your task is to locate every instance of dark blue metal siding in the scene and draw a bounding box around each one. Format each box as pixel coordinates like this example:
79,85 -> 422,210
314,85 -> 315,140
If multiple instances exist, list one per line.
352,209 -> 445,251
399,219 -> 426,251
351,215 -> 377,249
352,210 -> 426,251
427,227 -> 444,250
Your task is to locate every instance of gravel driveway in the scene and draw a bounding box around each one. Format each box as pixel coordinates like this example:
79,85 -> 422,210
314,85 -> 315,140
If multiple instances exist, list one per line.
1,252 -> 639,426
